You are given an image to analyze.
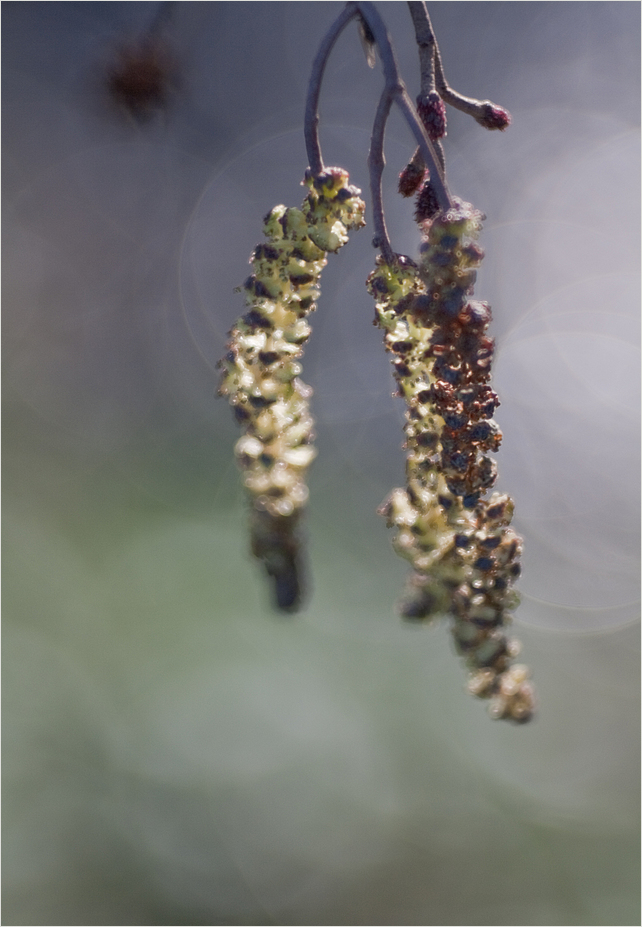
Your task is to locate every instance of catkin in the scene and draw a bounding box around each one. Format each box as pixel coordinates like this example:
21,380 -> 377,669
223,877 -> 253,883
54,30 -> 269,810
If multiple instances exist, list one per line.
368,199 -> 534,723
219,169 -> 365,610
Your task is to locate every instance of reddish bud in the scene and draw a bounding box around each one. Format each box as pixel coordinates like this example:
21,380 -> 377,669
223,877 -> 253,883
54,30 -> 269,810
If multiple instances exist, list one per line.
415,180 -> 439,223
398,162 -> 426,197
475,103 -> 511,131
416,91 -> 447,141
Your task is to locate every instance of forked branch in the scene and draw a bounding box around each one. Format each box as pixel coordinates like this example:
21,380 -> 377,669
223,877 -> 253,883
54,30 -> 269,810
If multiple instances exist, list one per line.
408,1 -> 512,129
304,1 -> 453,263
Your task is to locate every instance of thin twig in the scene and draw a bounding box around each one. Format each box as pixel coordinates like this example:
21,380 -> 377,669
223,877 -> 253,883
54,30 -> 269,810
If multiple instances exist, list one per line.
368,91 -> 395,264
407,0 -> 481,115
405,1 -> 445,172
356,3 -> 450,203
304,3 -> 360,175
408,0 -> 511,129
356,2 -> 452,261
304,2 -> 454,262
407,1 -> 437,95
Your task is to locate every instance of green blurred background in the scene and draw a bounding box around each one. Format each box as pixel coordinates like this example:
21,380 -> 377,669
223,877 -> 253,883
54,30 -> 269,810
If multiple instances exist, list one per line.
3,3 -> 640,924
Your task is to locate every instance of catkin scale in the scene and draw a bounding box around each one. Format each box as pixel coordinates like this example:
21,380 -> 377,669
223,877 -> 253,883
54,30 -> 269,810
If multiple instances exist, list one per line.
219,169 -> 365,610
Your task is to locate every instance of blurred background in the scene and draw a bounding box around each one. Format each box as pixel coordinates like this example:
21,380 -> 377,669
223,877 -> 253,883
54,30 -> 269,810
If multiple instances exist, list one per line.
3,3 -> 640,924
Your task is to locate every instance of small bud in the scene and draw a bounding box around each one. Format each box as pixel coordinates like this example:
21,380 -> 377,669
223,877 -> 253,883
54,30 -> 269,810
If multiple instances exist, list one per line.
358,17 -> 377,69
398,162 -> 426,197
416,91 -> 447,140
415,180 -> 440,223
474,103 -> 511,131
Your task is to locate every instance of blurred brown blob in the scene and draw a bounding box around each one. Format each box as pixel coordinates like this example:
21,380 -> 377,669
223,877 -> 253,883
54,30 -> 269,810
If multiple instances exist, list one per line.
107,39 -> 177,119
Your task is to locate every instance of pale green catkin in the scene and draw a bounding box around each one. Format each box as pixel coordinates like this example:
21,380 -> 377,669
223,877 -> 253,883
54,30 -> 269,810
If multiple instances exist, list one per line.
219,169 -> 365,610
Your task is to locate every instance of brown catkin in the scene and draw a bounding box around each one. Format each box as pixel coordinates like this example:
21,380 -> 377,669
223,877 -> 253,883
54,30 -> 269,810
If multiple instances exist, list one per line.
367,199 -> 535,723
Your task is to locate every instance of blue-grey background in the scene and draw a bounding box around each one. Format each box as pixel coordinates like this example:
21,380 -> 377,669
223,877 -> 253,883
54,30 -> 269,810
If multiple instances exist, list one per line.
3,2 -> 640,924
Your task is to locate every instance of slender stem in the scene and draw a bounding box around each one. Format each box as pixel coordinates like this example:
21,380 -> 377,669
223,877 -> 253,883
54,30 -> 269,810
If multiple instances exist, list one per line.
405,2 -> 445,174
356,0 -> 452,259
408,0 -> 473,111
409,0 -> 507,123
356,2 -> 448,194
305,0 -> 450,195
304,1 -> 454,263
368,91 -> 395,264
432,36 -> 476,113
304,3 -> 359,175
357,0 -> 452,260
407,1 -> 437,95
437,76 -> 487,118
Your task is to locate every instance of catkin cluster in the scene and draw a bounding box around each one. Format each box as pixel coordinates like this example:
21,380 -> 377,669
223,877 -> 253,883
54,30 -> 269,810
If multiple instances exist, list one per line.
218,168 -> 365,610
367,199 -> 534,722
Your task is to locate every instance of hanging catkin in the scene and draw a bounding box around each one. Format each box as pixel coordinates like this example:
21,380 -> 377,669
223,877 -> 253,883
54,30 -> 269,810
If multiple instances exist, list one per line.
218,169 -> 365,609
368,199 -> 534,723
